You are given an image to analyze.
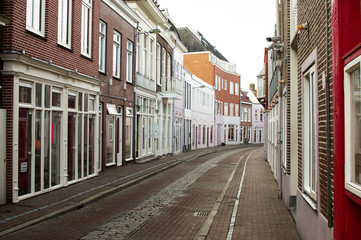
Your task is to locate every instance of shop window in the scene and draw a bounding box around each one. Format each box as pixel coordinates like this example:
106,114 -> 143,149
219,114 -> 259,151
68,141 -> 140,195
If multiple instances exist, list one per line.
344,54 -> 361,197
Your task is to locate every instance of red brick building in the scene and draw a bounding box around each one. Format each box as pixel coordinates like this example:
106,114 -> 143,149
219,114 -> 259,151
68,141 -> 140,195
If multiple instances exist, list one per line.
0,0 -> 102,203
180,28 -> 241,146
98,0 -> 138,168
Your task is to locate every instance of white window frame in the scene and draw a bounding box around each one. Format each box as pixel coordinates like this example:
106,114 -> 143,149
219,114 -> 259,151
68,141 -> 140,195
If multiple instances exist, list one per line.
58,0 -> 72,48
303,64 -> 318,201
230,81 -> 234,95
344,54 -> 361,197
235,83 -> 239,96
150,38 -> 155,80
99,21 -> 106,73
143,34 -> 148,77
230,103 -> 234,116
156,43 -> 161,85
81,0 -> 92,57
235,104 -> 239,117
127,40 -> 133,83
26,0 -> 45,36
224,103 -> 228,116
113,30 -> 121,78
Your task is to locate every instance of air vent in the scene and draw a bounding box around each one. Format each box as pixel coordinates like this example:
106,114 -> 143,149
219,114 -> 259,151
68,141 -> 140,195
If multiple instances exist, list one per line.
194,212 -> 209,217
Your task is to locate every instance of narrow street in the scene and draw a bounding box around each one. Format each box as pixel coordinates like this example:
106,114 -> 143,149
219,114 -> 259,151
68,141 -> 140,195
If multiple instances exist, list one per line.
0,147 -> 298,240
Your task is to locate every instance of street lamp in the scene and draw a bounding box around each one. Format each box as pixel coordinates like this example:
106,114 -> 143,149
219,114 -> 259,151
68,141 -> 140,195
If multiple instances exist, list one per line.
133,28 -> 161,163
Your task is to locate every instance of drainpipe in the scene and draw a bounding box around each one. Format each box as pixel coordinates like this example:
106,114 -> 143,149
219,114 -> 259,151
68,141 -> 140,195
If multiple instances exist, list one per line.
133,23 -> 139,163
325,0 -> 333,228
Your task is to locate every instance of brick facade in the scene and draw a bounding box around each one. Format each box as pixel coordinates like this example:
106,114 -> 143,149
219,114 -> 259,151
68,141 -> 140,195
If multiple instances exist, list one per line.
297,0 -> 334,224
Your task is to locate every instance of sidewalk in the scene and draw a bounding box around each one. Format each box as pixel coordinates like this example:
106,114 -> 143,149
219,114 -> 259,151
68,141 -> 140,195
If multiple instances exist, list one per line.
0,144 -> 257,237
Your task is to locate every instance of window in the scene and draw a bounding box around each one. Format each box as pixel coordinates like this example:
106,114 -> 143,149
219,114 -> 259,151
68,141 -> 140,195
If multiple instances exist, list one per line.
127,40 -> 133,83
156,44 -> 161,85
150,39 -> 154,80
255,109 -> 258,121
224,103 -> 228,116
224,80 -> 227,90
303,64 -> 317,201
230,103 -> 234,116
235,83 -> 239,96
113,30 -> 121,78
230,81 -> 234,95
161,48 -> 166,85
58,0 -> 72,47
19,81 -> 33,104
81,0 -> 92,57
99,21 -> 106,72
235,104 -> 239,117
143,35 -> 148,76
26,0 -> 45,36
344,55 -> 361,197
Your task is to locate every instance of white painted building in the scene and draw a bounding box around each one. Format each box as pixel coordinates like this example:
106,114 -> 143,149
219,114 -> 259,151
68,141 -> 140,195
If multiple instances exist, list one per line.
247,90 -> 265,144
186,73 -> 215,149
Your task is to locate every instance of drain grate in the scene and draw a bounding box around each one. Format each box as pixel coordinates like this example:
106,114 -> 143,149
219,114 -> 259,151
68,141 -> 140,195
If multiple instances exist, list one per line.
194,212 -> 209,217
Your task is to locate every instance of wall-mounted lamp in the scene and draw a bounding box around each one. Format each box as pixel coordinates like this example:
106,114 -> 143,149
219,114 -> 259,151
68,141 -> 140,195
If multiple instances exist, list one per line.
298,22 -> 308,31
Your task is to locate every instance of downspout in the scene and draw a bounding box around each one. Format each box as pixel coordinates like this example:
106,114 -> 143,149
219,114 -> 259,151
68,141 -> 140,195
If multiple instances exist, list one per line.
171,40 -> 177,154
325,0 -> 333,228
133,23 -> 139,163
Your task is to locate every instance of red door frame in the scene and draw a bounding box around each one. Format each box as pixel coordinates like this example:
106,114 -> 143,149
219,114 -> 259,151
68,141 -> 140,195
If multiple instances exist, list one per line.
333,0 -> 361,239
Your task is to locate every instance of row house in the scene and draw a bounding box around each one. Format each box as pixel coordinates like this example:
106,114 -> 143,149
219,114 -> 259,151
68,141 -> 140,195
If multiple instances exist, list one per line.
179,27 -> 241,146
125,0 -> 181,160
0,0 -> 103,203
185,72 -> 215,150
98,0 -> 139,169
265,0 -> 337,239
246,87 -> 264,144
240,90 -> 252,144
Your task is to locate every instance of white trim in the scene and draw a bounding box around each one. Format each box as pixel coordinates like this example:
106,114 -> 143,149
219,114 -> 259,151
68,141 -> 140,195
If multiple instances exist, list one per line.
344,54 -> 361,198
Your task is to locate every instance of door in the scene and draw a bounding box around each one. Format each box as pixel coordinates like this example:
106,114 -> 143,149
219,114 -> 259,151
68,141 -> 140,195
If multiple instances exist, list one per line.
0,110 -> 6,204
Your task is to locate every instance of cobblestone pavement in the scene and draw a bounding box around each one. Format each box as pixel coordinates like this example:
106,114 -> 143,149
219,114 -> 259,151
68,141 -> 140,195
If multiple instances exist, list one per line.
80,150 -> 239,240
1,146 -> 299,240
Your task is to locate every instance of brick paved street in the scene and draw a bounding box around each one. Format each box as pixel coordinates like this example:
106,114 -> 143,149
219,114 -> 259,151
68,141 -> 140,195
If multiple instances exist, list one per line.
0,146 -> 299,240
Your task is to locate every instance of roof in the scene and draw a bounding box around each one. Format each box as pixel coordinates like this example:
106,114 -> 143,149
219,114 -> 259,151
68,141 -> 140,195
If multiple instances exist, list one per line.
177,27 -> 228,62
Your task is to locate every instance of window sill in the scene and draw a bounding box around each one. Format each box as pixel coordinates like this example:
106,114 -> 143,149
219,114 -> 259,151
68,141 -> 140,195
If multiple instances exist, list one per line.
345,182 -> 361,204
81,54 -> 93,62
301,192 -> 317,211
106,163 -> 116,167
57,44 -> 73,53
26,29 -> 47,41
345,188 -> 361,207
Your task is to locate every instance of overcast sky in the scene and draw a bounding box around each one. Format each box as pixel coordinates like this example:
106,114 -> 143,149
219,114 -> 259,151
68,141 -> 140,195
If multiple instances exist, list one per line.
159,0 -> 276,90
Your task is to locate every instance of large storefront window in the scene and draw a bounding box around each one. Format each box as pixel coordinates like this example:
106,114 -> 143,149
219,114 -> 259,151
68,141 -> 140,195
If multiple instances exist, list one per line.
17,80 -> 98,199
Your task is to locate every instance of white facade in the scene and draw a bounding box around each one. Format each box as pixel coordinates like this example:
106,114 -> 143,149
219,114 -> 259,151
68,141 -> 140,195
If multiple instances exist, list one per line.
247,90 -> 265,144
187,73 -> 215,149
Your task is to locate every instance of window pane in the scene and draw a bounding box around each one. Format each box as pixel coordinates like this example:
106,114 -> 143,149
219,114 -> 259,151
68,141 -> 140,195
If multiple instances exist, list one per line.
45,85 -> 51,108
68,93 -> 76,109
35,110 -> 41,192
353,68 -> 361,185
18,108 -> 32,196
52,89 -> 61,107
19,83 -> 32,104
35,83 -> 42,107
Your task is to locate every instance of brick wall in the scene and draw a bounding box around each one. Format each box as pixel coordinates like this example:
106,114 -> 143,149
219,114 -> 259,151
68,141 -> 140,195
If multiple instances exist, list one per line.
1,75 -> 14,203
297,0 -> 334,220
0,0 -> 100,79
184,53 -> 214,85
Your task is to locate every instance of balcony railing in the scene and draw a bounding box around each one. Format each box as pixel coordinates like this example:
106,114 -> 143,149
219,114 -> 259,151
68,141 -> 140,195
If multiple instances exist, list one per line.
160,77 -> 182,99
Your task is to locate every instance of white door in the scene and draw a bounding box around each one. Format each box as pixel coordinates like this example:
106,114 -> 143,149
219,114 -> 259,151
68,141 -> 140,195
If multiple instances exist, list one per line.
0,109 -> 6,205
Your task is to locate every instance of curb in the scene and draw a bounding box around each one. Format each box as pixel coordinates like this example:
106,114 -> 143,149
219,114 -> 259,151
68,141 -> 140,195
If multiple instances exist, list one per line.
0,145 -> 251,237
